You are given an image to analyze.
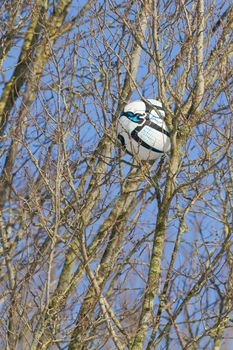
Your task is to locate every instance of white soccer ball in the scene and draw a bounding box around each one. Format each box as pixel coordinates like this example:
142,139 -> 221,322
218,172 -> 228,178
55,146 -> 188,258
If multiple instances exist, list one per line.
117,99 -> 171,160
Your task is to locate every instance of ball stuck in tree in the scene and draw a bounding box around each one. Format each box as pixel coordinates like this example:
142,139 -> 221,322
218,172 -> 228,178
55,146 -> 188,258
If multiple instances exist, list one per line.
117,99 -> 171,160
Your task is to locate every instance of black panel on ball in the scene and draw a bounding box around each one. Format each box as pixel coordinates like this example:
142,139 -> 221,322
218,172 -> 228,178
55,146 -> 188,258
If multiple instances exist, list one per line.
117,134 -> 125,146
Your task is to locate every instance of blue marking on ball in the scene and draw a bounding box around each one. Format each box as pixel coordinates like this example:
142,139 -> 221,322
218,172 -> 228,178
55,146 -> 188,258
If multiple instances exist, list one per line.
120,111 -> 145,124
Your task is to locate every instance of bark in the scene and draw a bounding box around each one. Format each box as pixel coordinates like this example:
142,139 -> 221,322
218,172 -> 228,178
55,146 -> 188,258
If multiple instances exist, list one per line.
131,132 -> 183,349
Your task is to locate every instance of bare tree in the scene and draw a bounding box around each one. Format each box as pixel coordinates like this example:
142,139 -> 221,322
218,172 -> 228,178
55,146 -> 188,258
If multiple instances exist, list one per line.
0,0 -> 232,349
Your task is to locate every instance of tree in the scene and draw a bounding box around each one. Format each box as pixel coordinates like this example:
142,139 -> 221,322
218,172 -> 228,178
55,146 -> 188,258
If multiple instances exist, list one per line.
0,0 -> 232,349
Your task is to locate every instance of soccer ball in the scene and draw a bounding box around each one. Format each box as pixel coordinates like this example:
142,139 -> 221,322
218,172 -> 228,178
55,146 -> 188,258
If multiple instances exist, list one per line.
117,99 -> 171,160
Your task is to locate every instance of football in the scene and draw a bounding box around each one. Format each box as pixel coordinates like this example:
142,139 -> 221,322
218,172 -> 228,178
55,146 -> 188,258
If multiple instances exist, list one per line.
117,99 -> 171,160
